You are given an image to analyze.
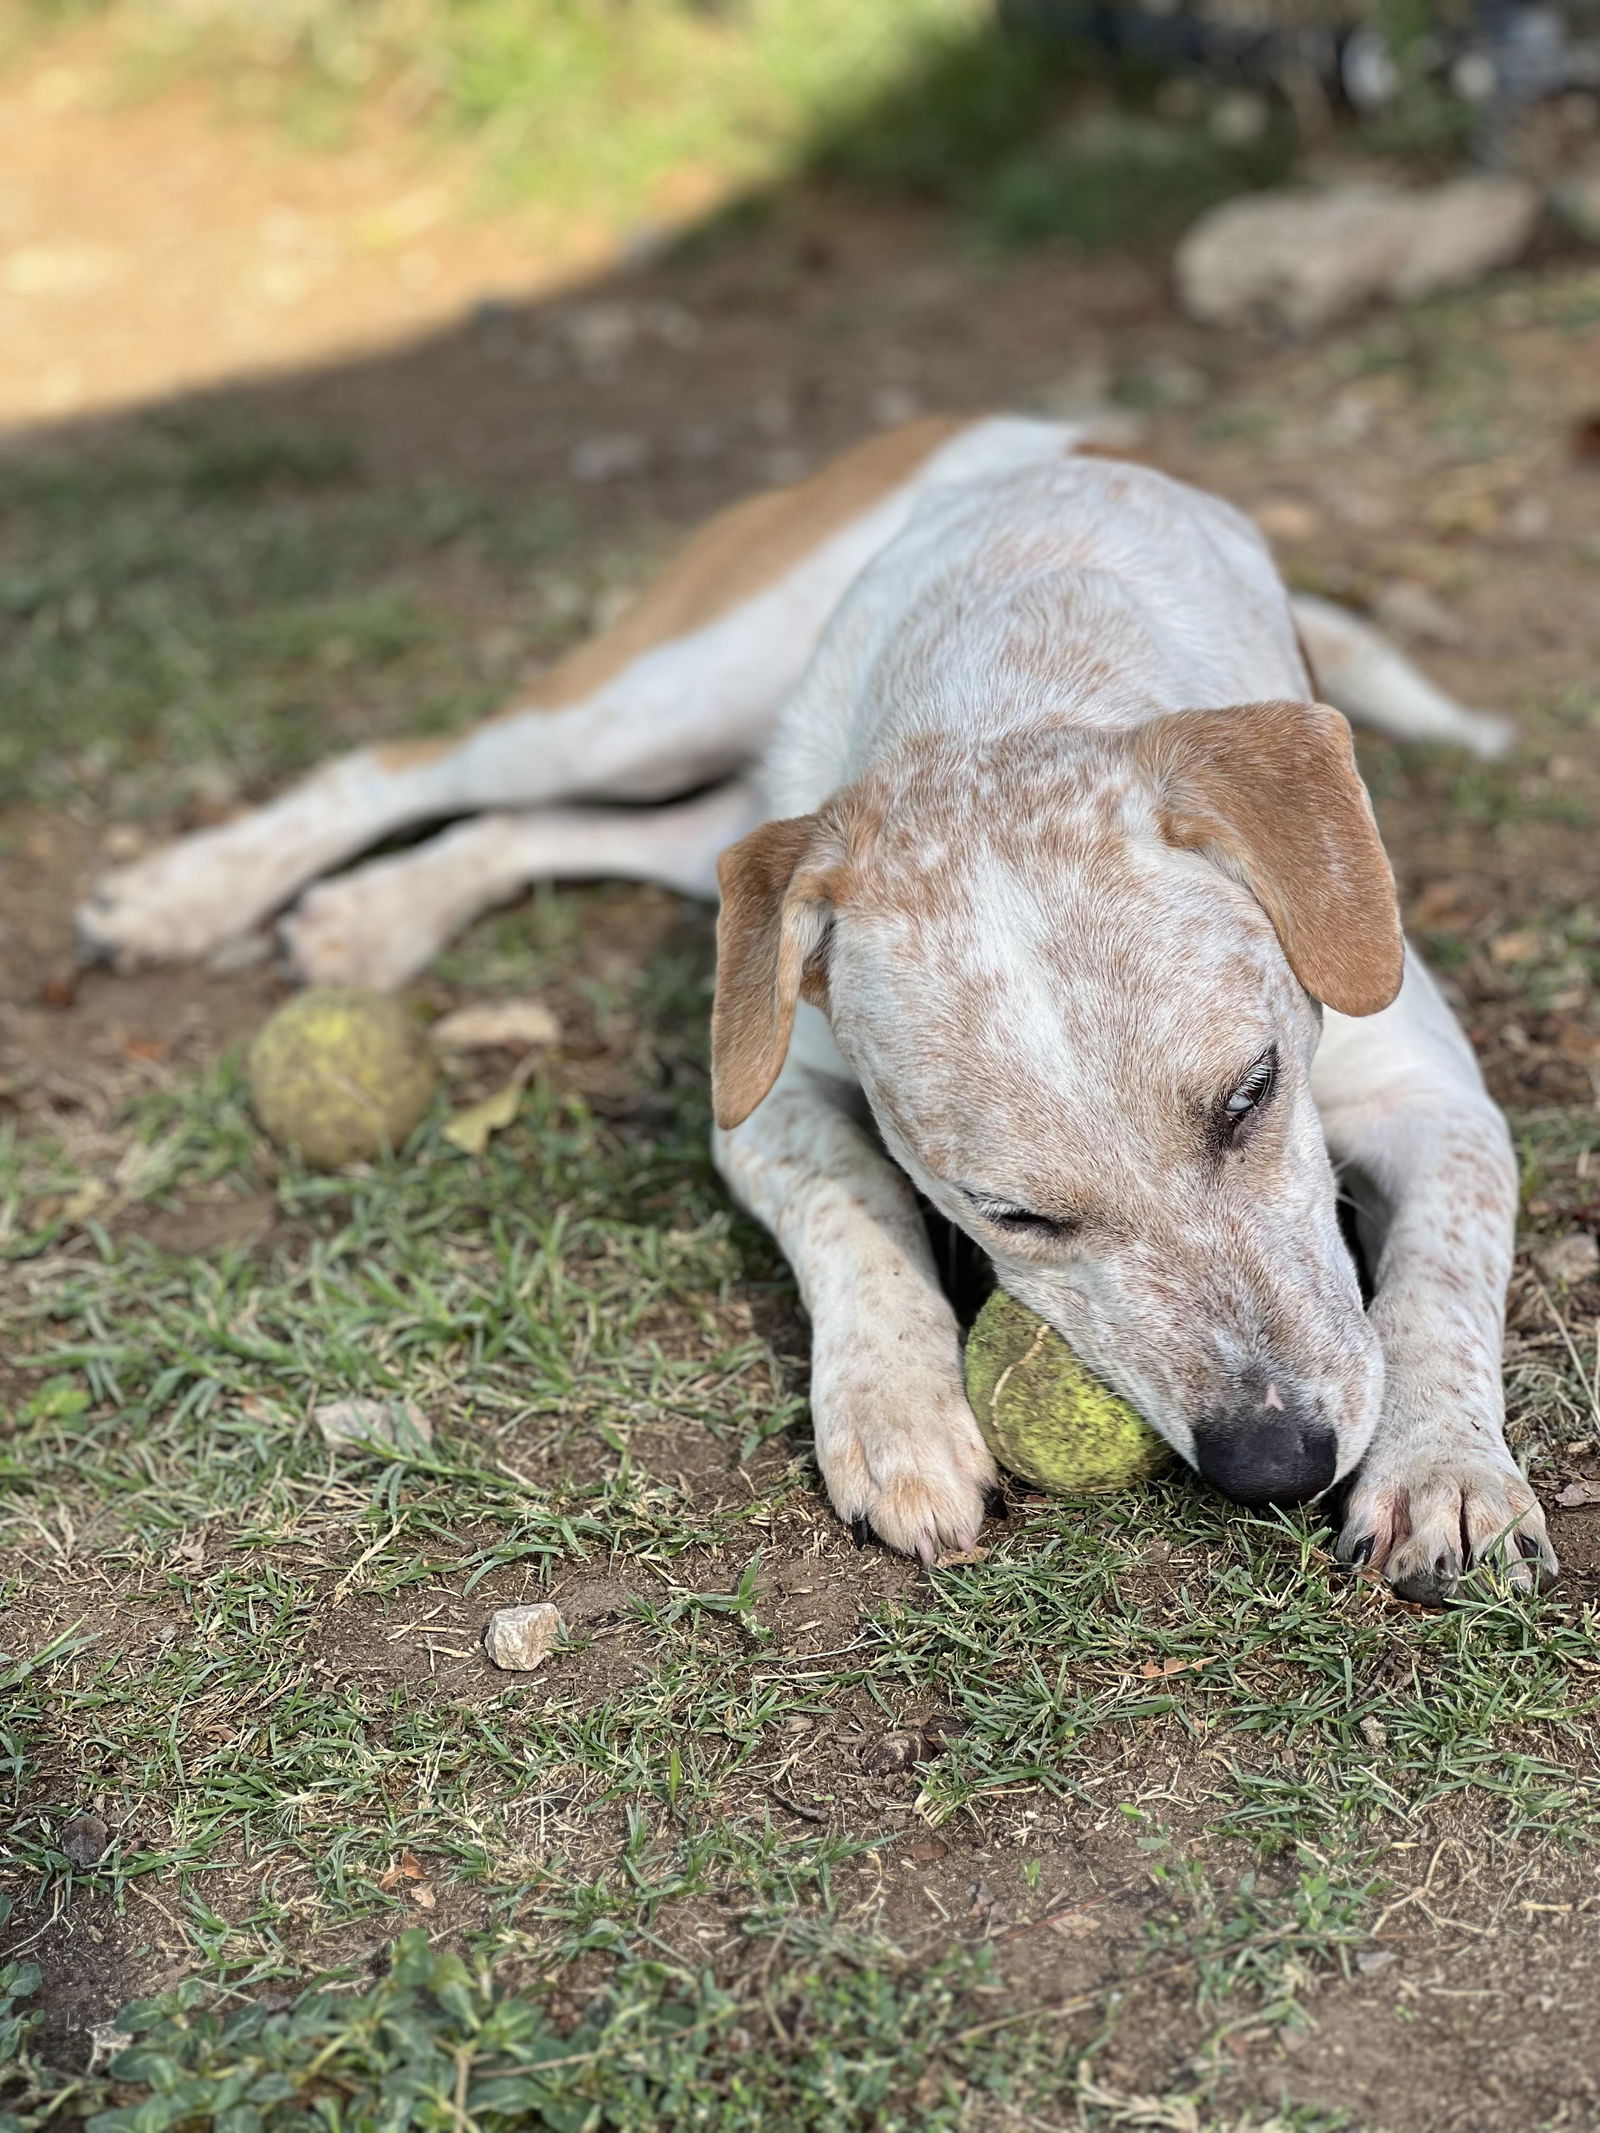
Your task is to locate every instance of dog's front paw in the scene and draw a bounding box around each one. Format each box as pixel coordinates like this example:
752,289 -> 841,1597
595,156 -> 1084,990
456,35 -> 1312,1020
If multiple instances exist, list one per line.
814,1368 -> 997,1567
1335,1444 -> 1556,1604
279,876 -> 431,991
78,844 -> 247,969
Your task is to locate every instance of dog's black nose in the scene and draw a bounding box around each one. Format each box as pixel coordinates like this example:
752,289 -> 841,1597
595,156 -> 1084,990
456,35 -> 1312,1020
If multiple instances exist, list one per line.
1191,1381 -> 1336,1507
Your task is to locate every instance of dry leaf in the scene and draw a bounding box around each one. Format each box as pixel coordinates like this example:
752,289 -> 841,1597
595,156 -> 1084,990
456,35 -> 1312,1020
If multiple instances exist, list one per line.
167,1534 -> 206,1576
1488,929 -> 1542,966
1137,1655 -> 1215,1679
442,1077 -> 526,1156
1556,1479 -> 1600,1509
432,999 -> 560,1052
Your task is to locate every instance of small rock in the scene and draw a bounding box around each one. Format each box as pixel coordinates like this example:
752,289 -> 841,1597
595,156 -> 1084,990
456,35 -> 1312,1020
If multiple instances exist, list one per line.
1209,88 -> 1270,146
431,998 -> 560,1053
570,433 -> 650,483
59,1811 -> 109,1867
1534,1231 -> 1600,1287
1551,165 -> 1600,245
1488,928 -> 1542,965
1251,497 -> 1322,545
314,1398 -> 433,1452
1355,1948 -> 1396,1975
484,1601 -> 563,1671
869,384 -> 923,429
1176,176 -> 1541,335
862,1732 -> 922,1776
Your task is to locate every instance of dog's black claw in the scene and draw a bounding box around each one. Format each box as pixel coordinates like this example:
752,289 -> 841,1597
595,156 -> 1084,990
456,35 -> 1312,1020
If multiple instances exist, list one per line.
850,1515 -> 873,1550
984,1484 -> 1009,1520
1390,1550 -> 1460,1609
1340,1533 -> 1375,1568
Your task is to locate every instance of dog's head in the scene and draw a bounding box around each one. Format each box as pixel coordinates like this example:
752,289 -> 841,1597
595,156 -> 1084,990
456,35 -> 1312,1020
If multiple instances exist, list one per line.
712,701 -> 1401,1505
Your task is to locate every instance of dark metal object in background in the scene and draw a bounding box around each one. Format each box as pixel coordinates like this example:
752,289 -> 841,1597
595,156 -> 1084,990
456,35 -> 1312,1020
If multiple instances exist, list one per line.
1000,0 -> 1600,160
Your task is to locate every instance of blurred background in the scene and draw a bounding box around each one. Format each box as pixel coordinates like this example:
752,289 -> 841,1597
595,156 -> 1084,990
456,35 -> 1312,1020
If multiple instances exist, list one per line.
2,0 -> 1598,1072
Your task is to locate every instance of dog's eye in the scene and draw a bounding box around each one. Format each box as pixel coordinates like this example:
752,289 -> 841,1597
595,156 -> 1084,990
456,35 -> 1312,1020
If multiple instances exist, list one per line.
1223,1047 -> 1278,1123
964,1194 -> 1078,1241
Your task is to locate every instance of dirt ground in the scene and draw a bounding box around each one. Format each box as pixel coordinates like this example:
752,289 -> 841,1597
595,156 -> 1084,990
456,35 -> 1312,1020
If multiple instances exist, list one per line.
3,41 -> 1600,2133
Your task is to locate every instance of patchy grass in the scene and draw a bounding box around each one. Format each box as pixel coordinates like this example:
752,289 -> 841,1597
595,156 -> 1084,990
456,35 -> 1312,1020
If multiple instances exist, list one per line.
3,248 -> 1600,2130
11,0 -> 1292,252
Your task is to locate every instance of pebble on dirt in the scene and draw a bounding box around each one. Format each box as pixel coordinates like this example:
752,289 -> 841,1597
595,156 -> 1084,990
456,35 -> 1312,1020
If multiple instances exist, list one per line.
314,1397 -> 434,1452
1176,175 -> 1540,335
484,1602 -> 563,1672
59,1811 -> 109,1868
1533,1231 -> 1600,1287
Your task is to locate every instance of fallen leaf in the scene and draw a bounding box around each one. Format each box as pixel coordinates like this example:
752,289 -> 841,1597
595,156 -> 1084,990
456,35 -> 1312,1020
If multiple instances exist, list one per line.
933,1546 -> 988,1569
1556,1479 -> 1600,1509
379,1850 -> 427,1889
442,1077 -> 526,1155
167,1534 -> 206,1576
1136,1655 -> 1216,1679
411,1884 -> 437,1911
123,1035 -> 168,1061
432,998 -> 560,1052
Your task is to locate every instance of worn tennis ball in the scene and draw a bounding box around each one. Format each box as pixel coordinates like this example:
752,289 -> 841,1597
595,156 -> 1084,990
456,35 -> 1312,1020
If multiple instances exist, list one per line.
248,987 -> 439,1169
965,1288 -> 1172,1494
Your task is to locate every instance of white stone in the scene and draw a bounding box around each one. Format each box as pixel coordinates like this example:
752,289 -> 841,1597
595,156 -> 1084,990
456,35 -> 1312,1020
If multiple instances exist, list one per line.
1533,1232 -> 1599,1287
314,1397 -> 433,1451
431,998 -> 560,1052
484,1602 -> 563,1672
1176,176 -> 1540,335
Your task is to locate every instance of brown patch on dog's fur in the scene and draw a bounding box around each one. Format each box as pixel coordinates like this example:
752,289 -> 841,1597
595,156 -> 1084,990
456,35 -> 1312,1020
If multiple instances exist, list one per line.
1137,701 -> 1404,1018
373,416 -> 971,773
711,813 -> 842,1128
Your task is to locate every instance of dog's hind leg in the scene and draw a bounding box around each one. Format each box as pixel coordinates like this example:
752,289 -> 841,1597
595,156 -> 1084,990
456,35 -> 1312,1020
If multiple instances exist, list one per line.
1290,592 -> 1513,758
77,416 -> 992,971
280,778 -> 763,990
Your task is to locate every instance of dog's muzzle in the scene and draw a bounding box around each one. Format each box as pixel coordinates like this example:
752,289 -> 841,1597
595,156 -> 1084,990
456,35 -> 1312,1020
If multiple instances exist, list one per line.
1191,1375 -> 1337,1507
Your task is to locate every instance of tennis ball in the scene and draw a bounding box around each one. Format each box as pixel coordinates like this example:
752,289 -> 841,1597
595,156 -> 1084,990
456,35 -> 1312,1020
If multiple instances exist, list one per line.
964,1288 -> 1172,1495
248,987 -> 439,1169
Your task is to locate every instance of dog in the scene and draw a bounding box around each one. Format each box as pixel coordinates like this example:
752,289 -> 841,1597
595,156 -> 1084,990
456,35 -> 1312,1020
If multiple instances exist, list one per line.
78,414 -> 1555,1602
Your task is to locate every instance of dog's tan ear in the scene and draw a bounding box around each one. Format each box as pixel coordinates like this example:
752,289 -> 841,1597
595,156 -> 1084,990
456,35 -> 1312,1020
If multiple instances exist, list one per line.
712,813 -> 840,1130
1136,700 -> 1403,1017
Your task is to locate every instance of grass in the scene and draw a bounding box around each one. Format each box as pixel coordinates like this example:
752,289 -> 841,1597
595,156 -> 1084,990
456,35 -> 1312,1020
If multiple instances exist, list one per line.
11,0 -> 1294,252
2,250 -> 1599,2129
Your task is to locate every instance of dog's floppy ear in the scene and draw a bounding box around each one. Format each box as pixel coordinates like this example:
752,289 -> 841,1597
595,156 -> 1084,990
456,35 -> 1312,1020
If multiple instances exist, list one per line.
712,812 -> 842,1130
1136,700 -> 1403,1017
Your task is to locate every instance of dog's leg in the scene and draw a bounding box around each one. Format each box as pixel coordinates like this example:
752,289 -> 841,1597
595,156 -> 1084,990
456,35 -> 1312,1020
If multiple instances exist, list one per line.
77,416 -> 1001,970
1290,592 -> 1513,758
1312,956 -> 1555,1602
713,1008 -> 996,1563
280,779 -> 762,990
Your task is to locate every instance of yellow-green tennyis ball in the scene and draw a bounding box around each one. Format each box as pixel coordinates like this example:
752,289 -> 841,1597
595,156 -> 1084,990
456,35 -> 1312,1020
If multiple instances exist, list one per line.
248,987 -> 439,1170
964,1288 -> 1172,1495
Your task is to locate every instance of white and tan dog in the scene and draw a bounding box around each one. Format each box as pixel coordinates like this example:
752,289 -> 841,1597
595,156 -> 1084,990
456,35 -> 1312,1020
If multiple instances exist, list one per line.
79,415 -> 1555,1602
